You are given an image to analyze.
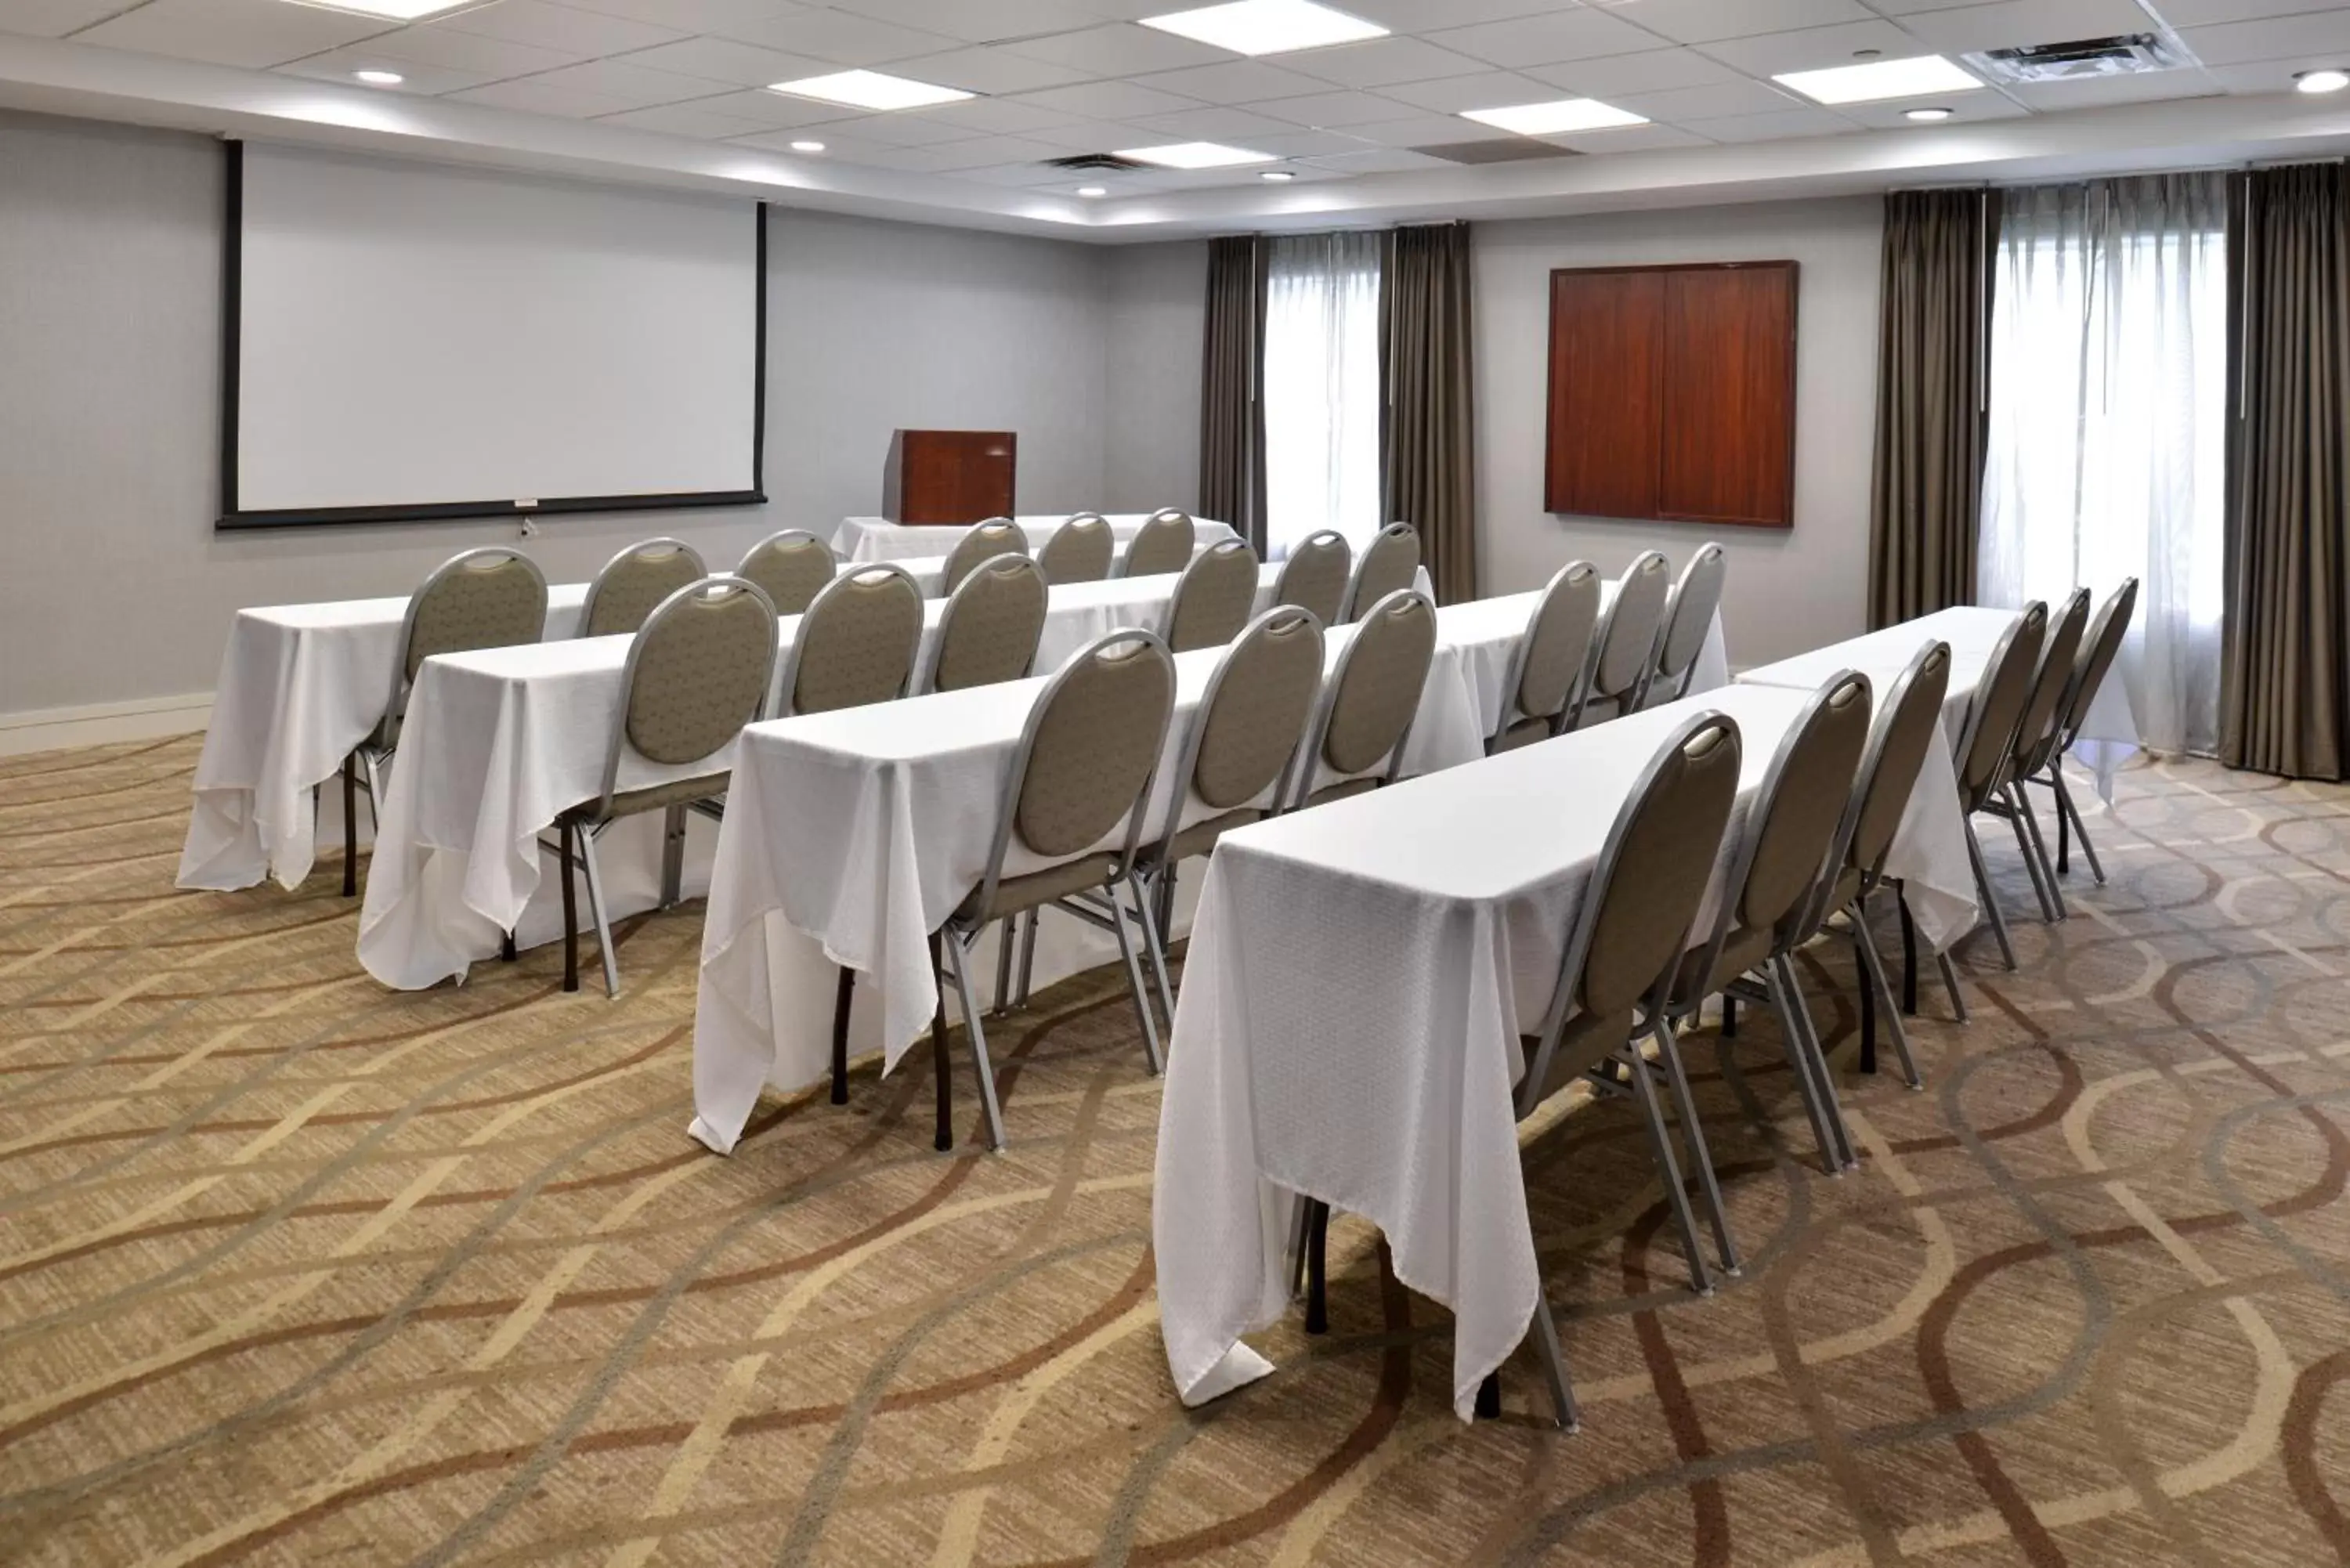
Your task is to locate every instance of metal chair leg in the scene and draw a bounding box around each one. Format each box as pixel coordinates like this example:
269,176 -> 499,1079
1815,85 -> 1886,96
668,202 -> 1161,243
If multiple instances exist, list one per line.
1898,889 -> 1918,1013
1849,903 -> 1923,1089
2007,783 -> 2064,920
1130,876 -> 1178,1046
1014,909 -> 1040,1007
1763,962 -> 1844,1176
1777,956 -> 1860,1170
830,966 -> 854,1105
1531,1291 -> 1582,1432
1654,1018 -> 1739,1275
559,822 -> 579,994
943,934 -> 1007,1151
576,828 -> 621,999
659,804 -> 687,909
341,755 -> 358,897
1303,1198 -> 1330,1333
2052,768 -> 2106,884
2052,775 -> 2070,873
992,917 -> 1016,1015
1934,948 -> 1971,1023
1853,921 -> 1877,1075
927,933 -> 953,1152
1107,887 -> 1166,1075
1961,817 -> 2019,970
1624,1039 -> 1713,1295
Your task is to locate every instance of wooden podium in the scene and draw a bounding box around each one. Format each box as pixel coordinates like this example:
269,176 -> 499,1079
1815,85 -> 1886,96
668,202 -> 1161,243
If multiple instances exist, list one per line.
880,429 -> 1016,525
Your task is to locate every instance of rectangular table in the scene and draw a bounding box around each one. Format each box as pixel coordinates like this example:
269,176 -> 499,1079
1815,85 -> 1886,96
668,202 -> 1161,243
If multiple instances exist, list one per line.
1152,676 -> 1973,1421
832,513 -> 1238,565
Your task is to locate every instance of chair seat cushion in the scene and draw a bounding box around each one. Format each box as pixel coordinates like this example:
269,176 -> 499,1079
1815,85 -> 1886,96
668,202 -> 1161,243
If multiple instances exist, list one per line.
1492,716 -> 1553,753
564,772 -> 728,825
1302,776 -> 1379,810
955,854 -> 1119,925
1520,1005 -> 1638,1111
1673,923 -> 1772,1006
1165,807 -> 1264,865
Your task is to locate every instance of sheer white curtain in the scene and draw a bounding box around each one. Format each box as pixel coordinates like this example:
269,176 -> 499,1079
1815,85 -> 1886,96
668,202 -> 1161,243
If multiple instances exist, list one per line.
1263,230 -> 1383,560
1979,172 -> 2229,756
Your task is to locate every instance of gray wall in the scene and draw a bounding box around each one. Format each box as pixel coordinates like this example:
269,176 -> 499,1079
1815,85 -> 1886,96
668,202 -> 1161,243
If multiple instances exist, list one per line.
1472,197 -> 1884,667
1101,239 -> 1206,514
0,109 -> 1144,720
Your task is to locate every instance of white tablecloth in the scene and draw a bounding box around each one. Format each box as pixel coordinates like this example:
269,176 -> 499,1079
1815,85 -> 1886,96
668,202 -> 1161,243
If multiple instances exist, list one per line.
177,586 -> 588,894
1154,672 -> 1972,1421
832,513 -> 1238,565
1434,587 -> 1731,739
689,587 -> 1507,1157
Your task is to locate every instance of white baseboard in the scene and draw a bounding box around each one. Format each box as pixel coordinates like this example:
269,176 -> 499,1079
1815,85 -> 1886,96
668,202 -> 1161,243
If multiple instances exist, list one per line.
0,692 -> 213,759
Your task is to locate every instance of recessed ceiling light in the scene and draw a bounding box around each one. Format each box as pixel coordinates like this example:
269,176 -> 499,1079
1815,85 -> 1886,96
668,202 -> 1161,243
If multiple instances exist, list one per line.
1904,106 -> 1954,121
767,69 -> 972,111
280,0 -> 472,17
1260,168 -> 1296,180
2296,67 -> 2350,93
352,68 -> 404,86
1115,141 -> 1276,168
1775,54 -> 1982,105
1139,0 -> 1386,56
1076,185 -> 1108,197
1459,98 -> 1648,135
790,139 -> 826,152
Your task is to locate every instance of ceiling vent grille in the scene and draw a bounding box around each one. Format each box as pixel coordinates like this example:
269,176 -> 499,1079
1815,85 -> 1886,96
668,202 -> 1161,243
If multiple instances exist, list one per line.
1964,32 -> 2191,84
1042,152 -> 1146,172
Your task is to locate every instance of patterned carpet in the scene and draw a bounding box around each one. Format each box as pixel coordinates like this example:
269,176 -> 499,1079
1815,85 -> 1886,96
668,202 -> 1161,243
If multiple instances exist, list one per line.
4,734 -> 2350,1567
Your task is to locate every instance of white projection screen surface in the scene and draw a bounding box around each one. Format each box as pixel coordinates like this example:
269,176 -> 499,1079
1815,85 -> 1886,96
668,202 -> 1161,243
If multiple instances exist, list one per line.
225,143 -> 763,526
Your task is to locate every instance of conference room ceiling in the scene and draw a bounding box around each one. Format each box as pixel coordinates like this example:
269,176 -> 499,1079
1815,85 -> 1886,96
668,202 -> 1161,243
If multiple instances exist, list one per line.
8,0 -> 2350,235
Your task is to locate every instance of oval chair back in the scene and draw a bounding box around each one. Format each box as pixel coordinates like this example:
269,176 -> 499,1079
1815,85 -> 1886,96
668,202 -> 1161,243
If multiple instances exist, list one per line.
940,518 -> 1029,596
1341,522 -> 1420,623
1164,538 -> 1261,653
1838,639 -> 1953,905
778,562 -> 924,717
1573,551 -> 1672,727
1647,541 -> 1726,706
2053,577 -> 2138,754
2009,587 -> 2092,780
925,554 -> 1047,694
1123,509 -> 1196,578
736,529 -> 837,618
581,537 -> 706,638
1294,587 -> 1436,808
1273,529 -> 1351,625
1491,560 -> 1600,753
593,576 -> 778,815
1954,602 -> 2048,811
1152,605 -> 1325,860
1037,512 -> 1114,585
383,547 -> 550,746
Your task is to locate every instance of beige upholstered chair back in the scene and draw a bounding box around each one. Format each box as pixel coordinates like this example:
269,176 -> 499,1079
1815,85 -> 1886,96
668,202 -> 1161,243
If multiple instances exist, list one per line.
1956,602 -> 2048,807
1591,551 -> 1672,702
1013,636 -> 1177,858
582,538 -> 706,638
1734,674 -> 1872,945
1847,641 -> 1952,883
1654,542 -> 1726,696
2055,577 -> 2138,753
1274,530 -> 1351,625
940,518 -> 1029,596
1166,539 -> 1261,653
1516,562 -> 1603,727
621,578 -> 778,766
403,548 -> 549,681
1343,522 -> 1420,623
736,530 -> 837,618
783,564 -> 924,717
1123,509 -> 1195,578
1578,714 -> 1743,1020
2010,587 -> 2090,777
1037,512 -> 1114,585
1191,608 -> 1325,812
1318,589 -> 1437,779
927,555 -> 1047,693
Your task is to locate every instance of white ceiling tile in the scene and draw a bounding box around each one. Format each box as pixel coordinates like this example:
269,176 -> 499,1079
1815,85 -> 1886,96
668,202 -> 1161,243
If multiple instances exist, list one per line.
1130,60 -> 1332,102
1426,8 -> 1665,69
1341,112 -> 1508,145
275,50 -> 501,95
1340,0 -> 1571,29
1524,47 -> 1744,96
955,160 -> 1089,186
1014,115 -> 1147,149
1236,125 -> 1382,154
900,132 -> 1068,167
594,100 -> 794,135
1001,22 -> 1228,74
2155,0 -> 2347,22
1694,20 -> 1935,77
1284,36 -> 1495,88
823,107 -> 987,143
613,37 -> 832,85
450,75 -> 643,116
338,23 -> 582,77
1833,89 -> 2034,124
0,0 -> 145,38
1621,79 -> 1810,121
1011,78 -> 1207,117
902,94 -> 1086,132
890,45 -> 1095,93
1896,0 -> 2165,55
731,125 -> 891,153
1125,103 -> 1301,138
2179,11 -> 2350,65
1246,87 -> 1419,125
821,0 -> 1112,43
495,57 -> 734,110
70,0 -> 393,70
1378,70 -> 1561,114
1689,104 -> 1860,139
698,6 -> 961,64
1614,0 -> 1877,45
667,85 -> 862,124
432,1 -> 688,56
1539,121 -> 1716,152
1300,145 -> 1455,172
555,0 -> 812,33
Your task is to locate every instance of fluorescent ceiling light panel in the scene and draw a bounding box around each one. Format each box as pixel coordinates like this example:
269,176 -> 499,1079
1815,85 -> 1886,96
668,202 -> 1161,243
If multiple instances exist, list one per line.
1140,0 -> 1386,56
767,70 -> 973,110
280,0 -> 473,17
1460,99 -> 1647,135
1774,54 -> 1981,105
1115,141 -> 1276,168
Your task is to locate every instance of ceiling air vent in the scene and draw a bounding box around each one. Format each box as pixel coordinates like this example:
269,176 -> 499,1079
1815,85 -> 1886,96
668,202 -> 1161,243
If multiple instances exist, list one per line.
1964,32 -> 2191,85
1413,139 -> 1582,165
1042,152 -> 1147,172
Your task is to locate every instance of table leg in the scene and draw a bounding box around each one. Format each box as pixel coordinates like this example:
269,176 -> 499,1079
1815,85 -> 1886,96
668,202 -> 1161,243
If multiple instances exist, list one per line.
831,967 -> 854,1106
929,934 -> 953,1153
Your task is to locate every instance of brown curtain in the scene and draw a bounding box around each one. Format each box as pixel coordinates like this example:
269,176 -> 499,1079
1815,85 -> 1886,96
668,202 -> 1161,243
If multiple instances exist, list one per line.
1198,234 -> 1266,553
1867,189 -> 1994,627
1380,222 -> 1477,604
2222,163 -> 2350,781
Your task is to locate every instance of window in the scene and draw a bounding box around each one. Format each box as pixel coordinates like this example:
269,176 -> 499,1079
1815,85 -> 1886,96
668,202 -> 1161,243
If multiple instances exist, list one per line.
1979,173 -> 2229,756
1262,230 -> 1383,559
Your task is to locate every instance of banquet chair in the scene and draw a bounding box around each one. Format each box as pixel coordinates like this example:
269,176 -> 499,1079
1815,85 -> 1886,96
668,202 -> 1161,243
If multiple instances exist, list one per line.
1163,538 -> 1261,652
1036,512 -> 1114,585
1640,542 -> 1726,707
1340,522 -> 1421,623
939,518 -> 1029,596
2022,577 -> 2139,883
580,537 -> 706,638
1290,588 -> 1437,810
1123,606 -> 1325,1024
1673,670 -> 1872,1187
776,563 -> 924,717
544,577 -> 777,998
930,630 -> 1177,1151
1567,551 -> 1672,729
1950,601 -> 2048,970
1976,590 -> 2086,924
736,529 -> 837,617
1303,709 -> 1743,1431
1273,529 -> 1352,625
922,555 -> 1047,695
1122,508 -> 1195,578
339,547 -> 548,898
1488,560 -> 1600,753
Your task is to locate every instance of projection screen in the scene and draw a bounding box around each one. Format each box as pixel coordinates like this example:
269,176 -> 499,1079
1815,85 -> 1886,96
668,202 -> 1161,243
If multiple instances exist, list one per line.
222,143 -> 765,527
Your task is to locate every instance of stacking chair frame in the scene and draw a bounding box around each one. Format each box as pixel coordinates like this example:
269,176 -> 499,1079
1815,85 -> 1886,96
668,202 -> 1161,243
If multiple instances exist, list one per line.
1568,550 -> 1672,730
1162,537 -> 1262,653
920,553 -> 1047,695
1272,529 -> 1353,627
579,537 -> 707,639
1338,521 -> 1421,624
1120,509 -> 1196,579
1036,512 -> 1114,585
734,529 -> 837,618
1949,600 -> 2048,971
1976,588 -> 2090,925
774,563 -> 924,719
1487,560 -> 1600,753
938,518 -> 1029,598
1289,587 -> 1437,811
2020,577 -> 2139,887
1639,541 -> 1726,709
